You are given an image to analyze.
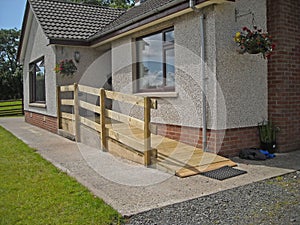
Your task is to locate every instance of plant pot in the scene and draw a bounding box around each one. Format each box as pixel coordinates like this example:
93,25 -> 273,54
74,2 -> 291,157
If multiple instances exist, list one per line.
247,48 -> 260,54
260,141 -> 276,154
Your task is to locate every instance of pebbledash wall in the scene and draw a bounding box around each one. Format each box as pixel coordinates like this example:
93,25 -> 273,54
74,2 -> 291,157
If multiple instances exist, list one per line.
267,0 -> 300,152
112,0 -> 267,156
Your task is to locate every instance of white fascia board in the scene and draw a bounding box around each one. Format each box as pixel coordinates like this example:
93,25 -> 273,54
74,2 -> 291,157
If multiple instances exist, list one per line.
19,9 -> 33,65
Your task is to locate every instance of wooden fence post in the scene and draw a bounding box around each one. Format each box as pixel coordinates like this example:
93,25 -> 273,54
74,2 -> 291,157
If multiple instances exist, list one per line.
74,83 -> 80,142
144,97 -> 151,166
100,88 -> 107,151
56,86 -> 61,131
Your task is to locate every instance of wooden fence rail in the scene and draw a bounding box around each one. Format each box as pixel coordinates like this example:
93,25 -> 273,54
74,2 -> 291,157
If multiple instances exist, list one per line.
0,100 -> 23,117
57,83 -> 157,166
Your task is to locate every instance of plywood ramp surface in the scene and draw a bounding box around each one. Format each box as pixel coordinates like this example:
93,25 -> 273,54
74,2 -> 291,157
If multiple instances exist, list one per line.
107,123 -> 237,178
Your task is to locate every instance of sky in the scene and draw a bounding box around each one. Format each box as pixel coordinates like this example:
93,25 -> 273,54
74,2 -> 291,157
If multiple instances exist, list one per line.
0,0 -> 27,30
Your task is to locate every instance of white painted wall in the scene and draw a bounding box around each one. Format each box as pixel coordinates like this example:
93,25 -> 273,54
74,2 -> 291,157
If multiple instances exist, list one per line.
23,11 -> 112,117
23,15 -> 57,117
55,45 -> 110,88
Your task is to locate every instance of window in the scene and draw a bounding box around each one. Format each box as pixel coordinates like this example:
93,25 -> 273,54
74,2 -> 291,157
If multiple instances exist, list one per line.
136,29 -> 175,92
29,57 -> 45,103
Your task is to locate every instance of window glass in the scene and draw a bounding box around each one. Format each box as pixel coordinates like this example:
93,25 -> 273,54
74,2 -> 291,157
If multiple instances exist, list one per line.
136,29 -> 175,92
29,57 -> 45,103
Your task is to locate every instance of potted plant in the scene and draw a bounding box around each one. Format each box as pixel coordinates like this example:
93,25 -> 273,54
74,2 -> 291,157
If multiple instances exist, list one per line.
258,120 -> 279,153
234,26 -> 275,59
54,59 -> 77,77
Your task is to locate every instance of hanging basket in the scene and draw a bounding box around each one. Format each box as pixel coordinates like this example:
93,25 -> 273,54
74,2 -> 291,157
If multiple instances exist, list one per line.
246,48 -> 261,54
234,26 -> 275,59
54,59 -> 77,77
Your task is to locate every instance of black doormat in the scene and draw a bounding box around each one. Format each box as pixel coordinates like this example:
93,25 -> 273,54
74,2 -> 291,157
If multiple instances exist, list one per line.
200,166 -> 247,181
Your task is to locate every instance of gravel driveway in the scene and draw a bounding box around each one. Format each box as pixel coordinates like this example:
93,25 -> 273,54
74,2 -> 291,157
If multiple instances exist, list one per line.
126,171 -> 300,225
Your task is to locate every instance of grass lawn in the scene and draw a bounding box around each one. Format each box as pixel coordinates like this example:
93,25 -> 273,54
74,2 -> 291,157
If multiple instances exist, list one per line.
0,100 -> 22,107
0,126 -> 123,225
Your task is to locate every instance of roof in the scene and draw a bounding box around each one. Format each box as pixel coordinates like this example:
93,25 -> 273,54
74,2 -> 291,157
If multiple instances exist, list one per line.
29,0 -> 125,41
96,0 -> 185,36
18,0 -> 234,61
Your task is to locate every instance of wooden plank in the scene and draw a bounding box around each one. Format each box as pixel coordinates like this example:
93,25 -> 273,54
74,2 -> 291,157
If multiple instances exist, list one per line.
105,90 -> 157,109
176,160 -> 237,178
61,112 -> 74,120
107,128 -> 144,153
78,100 -> 101,113
100,88 -> 107,151
61,99 -> 74,106
60,85 -> 74,92
80,116 -> 101,132
105,109 -> 144,130
107,139 -> 144,165
61,118 -> 74,135
150,99 -> 158,109
56,86 -> 61,129
144,97 -> 151,166
105,90 -> 144,105
78,84 -> 100,96
74,83 -> 80,142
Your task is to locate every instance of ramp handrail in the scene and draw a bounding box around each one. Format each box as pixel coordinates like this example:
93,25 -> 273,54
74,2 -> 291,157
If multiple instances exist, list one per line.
57,83 -> 157,166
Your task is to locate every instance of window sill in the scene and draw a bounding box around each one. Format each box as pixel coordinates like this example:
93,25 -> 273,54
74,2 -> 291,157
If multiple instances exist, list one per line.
29,103 -> 47,108
134,92 -> 178,98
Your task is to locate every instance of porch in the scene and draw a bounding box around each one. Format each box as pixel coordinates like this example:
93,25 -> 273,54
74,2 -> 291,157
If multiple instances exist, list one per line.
57,84 -> 236,177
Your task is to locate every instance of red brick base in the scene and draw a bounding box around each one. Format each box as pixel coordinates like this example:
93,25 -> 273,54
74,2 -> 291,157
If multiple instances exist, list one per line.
24,111 -> 58,134
23,110 -> 261,157
154,123 -> 259,157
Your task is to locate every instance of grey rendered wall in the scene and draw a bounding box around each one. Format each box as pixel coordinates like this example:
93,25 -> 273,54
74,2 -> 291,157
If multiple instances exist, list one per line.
55,45 -> 110,89
23,15 -> 57,117
110,0 -> 267,130
55,45 -> 112,119
213,0 -> 267,129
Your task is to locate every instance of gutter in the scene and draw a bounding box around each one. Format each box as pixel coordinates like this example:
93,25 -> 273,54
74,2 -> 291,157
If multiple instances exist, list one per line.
46,0 -> 234,48
90,0 -> 186,42
200,14 -> 207,151
89,0 -> 233,47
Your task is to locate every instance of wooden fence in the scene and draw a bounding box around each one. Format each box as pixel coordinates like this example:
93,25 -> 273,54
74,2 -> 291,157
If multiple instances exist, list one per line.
0,99 -> 23,117
57,83 -> 157,166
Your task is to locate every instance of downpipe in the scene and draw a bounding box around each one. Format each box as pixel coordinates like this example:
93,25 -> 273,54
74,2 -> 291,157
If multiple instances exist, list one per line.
199,15 -> 207,151
190,0 -> 208,151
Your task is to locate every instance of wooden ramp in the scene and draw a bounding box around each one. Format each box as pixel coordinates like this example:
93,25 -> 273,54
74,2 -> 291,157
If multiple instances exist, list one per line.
57,84 -> 236,178
108,124 -> 237,178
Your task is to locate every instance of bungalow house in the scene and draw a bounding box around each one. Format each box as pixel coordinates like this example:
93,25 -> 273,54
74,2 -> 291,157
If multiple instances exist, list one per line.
18,0 -> 300,158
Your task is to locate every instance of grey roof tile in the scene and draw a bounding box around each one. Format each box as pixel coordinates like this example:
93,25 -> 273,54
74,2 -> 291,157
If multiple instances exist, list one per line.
29,0 -> 125,41
93,0 -> 185,38
28,0 -> 188,43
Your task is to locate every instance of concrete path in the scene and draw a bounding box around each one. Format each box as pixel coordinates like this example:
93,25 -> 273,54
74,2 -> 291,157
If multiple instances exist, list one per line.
1,117 -> 299,216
